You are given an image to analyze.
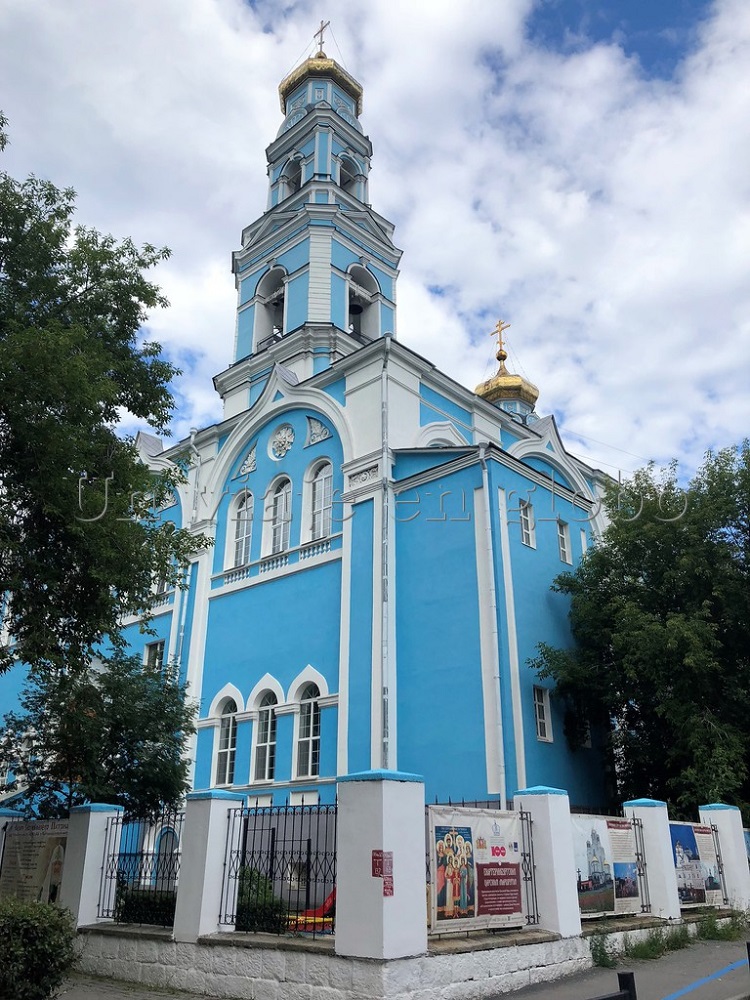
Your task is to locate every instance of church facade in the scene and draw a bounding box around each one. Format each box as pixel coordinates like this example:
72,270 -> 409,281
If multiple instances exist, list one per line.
2,51 -> 610,810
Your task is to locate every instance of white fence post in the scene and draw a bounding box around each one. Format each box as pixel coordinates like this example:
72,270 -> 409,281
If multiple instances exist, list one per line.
59,803 -> 123,928
513,786 -> 581,937
335,770 -> 427,959
623,798 -> 681,921
699,803 -> 750,910
173,789 -> 245,943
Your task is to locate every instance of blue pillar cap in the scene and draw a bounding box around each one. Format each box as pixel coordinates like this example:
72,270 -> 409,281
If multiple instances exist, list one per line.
513,785 -> 569,797
0,808 -> 23,817
623,798 -> 667,808
338,769 -> 424,784
699,803 -> 740,811
70,803 -> 125,814
186,789 -> 246,802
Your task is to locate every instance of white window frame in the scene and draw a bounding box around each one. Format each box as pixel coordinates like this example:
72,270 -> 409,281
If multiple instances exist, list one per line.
232,491 -> 254,567
145,640 -> 165,672
295,683 -> 321,779
253,692 -> 278,782
557,519 -> 572,564
266,478 -> 292,555
520,500 -> 536,548
310,461 -> 333,541
533,686 -> 553,742
215,699 -> 238,786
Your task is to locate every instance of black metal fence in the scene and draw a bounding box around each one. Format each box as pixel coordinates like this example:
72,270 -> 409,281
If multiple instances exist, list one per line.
590,971 -> 637,1000
98,809 -> 185,926
220,802 -> 337,938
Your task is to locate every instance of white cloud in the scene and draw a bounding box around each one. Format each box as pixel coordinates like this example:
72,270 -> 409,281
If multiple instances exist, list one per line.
1,0 -> 748,475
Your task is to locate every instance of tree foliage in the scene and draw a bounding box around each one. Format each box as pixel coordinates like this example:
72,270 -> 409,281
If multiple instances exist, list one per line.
0,652 -> 197,818
0,114 -> 208,672
532,443 -> 750,816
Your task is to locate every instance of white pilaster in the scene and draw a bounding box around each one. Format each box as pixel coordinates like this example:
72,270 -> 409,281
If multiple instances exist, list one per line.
513,786 -> 581,937
335,770 -> 427,959
173,789 -> 246,942
699,803 -> 750,910
623,798 -> 681,921
59,803 -> 123,928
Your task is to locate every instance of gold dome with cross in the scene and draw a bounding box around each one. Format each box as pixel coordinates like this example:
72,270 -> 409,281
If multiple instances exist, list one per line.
475,320 -> 540,408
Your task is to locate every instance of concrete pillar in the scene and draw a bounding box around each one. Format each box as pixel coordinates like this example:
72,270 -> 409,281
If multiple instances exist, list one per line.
173,789 -> 245,942
623,798 -> 681,921
513,786 -> 581,937
699,803 -> 750,910
59,803 -> 123,928
335,770 -> 427,959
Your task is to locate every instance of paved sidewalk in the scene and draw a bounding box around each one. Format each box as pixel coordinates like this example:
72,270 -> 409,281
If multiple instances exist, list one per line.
60,937 -> 750,1000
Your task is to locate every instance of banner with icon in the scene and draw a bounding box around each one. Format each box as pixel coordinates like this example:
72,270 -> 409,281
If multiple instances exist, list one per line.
427,806 -> 524,932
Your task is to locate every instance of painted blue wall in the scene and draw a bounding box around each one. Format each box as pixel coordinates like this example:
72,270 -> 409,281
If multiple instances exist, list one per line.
347,498 -> 374,774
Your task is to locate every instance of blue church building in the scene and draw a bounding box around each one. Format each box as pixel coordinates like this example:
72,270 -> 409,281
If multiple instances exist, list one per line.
1,50 -> 609,810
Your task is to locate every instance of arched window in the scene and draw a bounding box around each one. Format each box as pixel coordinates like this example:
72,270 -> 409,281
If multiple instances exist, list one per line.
296,683 -> 321,778
233,492 -> 254,567
254,692 -> 277,781
255,266 -> 287,348
271,478 -> 292,554
215,699 -> 237,786
348,265 -> 379,340
339,156 -> 358,197
285,158 -> 302,197
311,462 -> 333,541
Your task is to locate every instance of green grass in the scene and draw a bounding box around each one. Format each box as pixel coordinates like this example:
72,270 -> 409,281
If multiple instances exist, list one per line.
696,910 -> 748,941
590,932 -> 617,968
622,925 -> 691,960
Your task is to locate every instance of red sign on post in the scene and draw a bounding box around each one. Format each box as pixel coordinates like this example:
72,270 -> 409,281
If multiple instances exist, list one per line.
372,849 -> 394,895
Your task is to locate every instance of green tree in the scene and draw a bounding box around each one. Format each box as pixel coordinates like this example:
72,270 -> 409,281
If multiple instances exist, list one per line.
0,652 -> 197,818
0,114 -> 207,673
532,443 -> 750,816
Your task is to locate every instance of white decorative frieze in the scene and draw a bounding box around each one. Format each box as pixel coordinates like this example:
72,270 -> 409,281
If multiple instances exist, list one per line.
348,464 -> 379,486
305,416 -> 331,447
270,424 -> 295,459
237,442 -> 257,477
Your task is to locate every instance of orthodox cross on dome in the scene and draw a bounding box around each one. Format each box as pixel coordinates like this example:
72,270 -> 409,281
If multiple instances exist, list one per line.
491,319 -> 511,365
314,19 -> 330,55
492,319 -> 511,354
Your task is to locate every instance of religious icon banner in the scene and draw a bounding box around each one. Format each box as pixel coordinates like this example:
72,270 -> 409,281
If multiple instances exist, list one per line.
0,819 -> 68,904
427,806 -> 524,933
669,822 -> 724,907
571,816 -> 642,918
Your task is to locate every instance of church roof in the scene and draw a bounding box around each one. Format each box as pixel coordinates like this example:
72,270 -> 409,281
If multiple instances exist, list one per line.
278,51 -> 364,115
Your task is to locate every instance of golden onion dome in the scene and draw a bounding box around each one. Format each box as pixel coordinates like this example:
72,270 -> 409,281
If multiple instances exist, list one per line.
278,50 -> 363,116
475,321 -> 540,408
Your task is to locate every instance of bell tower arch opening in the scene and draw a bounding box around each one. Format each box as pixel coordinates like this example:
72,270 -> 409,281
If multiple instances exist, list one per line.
255,266 -> 287,349
281,157 -> 303,201
347,264 -> 379,340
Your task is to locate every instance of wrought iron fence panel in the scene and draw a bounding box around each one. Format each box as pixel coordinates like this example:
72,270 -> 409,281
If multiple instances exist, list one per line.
97,809 -> 184,926
519,809 -> 540,925
631,816 -> 651,914
711,822 -> 729,906
221,802 -> 337,938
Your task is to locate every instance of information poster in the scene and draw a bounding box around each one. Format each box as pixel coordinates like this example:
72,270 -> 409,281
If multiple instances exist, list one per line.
669,823 -> 723,907
0,820 -> 68,904
428,806 -> 524,932
571,816 -> 642,917
744,829 -> 750,870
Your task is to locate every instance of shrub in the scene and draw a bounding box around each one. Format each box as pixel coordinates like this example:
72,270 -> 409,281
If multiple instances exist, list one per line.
0,897 -> 77,1000
696,910 -> 748,940
235,867 -> 288,934
590,932 -> 617,968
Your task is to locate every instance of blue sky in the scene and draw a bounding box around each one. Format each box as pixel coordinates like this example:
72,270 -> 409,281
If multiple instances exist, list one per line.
527,0 -> 713,77
0,0 -> 748,479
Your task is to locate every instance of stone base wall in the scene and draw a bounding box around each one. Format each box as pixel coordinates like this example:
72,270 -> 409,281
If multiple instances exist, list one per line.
77,930 -> 590,1000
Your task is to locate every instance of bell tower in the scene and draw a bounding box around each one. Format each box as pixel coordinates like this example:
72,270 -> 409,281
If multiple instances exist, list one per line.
229,32 -> 402,379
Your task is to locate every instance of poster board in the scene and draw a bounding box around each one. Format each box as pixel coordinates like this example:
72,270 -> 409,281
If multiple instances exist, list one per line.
427,806 -> 525,932
571,816 -> 642,917
0,819 -> 68,904
669,822 -> 723,907
744,829 -> 750,870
